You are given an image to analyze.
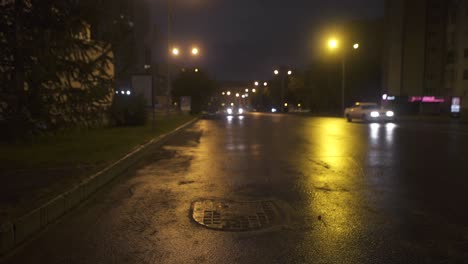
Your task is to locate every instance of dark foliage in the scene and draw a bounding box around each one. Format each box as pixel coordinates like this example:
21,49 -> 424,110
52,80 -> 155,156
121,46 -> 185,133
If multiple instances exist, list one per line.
109,93 -> 148,126
0,0 -> 132,138
172,70 -> 217,114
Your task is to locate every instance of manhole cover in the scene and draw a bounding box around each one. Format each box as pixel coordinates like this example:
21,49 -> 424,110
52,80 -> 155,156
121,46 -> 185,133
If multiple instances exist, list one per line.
191,199 -> 281,231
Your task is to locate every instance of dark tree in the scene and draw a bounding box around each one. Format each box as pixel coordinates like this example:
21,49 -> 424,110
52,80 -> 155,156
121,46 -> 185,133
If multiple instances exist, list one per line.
0,0 -> 133,138
171,70 -> 217,114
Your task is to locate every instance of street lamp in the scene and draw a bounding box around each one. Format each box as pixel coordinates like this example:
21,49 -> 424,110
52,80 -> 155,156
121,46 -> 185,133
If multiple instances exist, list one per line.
227,91 -> 231,96
191,47 -> 199,56
263,82 -> 268,87
252,88 -> 256,93
171,47 -> 180,56
245,88 -> 249,93
327,38 -> 360,112
273,68 -> 293,110
222,92 -> 225,95
254,81 -> 259,86
236,93 -> 240,97
194,68 -> 199,72
328,39 -> 338,50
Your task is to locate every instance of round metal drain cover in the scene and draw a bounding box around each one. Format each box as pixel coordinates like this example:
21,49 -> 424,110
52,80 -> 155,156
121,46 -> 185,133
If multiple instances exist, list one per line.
191,199 -> 281,231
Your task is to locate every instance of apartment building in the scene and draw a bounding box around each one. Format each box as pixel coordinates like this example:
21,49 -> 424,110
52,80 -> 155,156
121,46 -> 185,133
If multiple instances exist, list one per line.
383,0 -> 468,113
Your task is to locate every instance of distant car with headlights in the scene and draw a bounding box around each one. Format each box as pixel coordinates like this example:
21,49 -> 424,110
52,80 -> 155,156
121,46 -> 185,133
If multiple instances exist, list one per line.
344,102 -> 395,122
224,106 -> 245,116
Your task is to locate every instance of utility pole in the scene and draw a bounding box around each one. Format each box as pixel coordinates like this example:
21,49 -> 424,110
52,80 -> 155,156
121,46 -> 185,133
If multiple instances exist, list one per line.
341,55 -> 346,113
166,0 -> 172,115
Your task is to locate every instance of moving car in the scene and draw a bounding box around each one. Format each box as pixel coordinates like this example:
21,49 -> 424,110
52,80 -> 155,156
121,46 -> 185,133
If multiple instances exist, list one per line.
344,102 -> 395,122
224,106 -> 245,116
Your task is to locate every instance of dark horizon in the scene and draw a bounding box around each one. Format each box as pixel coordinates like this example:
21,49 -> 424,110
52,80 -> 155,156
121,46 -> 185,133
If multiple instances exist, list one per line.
151,0 -> 385,81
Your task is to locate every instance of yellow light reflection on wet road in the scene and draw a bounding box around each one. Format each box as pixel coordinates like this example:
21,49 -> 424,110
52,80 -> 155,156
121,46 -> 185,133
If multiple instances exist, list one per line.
293,119 -> 401,260
295,118 -> 365,252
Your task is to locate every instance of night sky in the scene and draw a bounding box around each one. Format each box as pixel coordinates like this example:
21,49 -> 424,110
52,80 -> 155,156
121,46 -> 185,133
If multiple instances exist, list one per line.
152,0 -> 384,81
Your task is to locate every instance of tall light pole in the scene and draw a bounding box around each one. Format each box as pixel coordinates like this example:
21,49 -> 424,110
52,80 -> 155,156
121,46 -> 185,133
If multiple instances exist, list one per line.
166,0 -> 200,115
328,38 -> 359,112
167,0 -> 172,115
254,81 -> 269,111
274,68 -> 292,111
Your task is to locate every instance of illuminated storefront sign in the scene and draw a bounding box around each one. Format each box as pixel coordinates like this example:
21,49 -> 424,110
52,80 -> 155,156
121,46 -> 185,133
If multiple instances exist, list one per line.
422,96 -> 445,103
451,97 -> 461,113
409,96 -> 445,103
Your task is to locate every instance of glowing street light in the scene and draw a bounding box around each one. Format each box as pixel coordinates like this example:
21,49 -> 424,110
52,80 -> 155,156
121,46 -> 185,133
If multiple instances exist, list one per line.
254,81 -> 259,86
227,91 -> 231,96
245,88 -> 249,93
236,93 -> 240,97
263,82 -> 268,87
252,88 -> 256,93
172,47 -> 180,56
194,68 -> 199,72
222,92 -> 226,95
328,39 -> 338,50
326,38 -> 360,111
274,70 -> 279,75
287,70 -> 292,75
191,47 -> 199,56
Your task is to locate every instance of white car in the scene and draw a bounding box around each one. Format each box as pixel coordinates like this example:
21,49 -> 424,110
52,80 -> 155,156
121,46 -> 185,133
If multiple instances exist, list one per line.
344,102 -> 395,122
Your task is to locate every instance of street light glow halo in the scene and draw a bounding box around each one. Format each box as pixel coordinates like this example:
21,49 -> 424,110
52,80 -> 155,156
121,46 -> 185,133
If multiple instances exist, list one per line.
328,38 -> 338,49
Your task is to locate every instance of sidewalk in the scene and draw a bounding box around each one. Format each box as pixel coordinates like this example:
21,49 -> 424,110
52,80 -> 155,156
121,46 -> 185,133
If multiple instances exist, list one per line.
0,114 -> 195,226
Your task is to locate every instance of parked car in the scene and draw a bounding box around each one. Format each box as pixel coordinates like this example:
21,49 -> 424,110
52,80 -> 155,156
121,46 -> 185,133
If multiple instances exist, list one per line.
344,102 -> 395,122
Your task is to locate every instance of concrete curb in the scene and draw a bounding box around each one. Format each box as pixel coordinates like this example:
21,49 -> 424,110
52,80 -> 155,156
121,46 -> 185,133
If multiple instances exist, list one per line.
0,117 -> 199,256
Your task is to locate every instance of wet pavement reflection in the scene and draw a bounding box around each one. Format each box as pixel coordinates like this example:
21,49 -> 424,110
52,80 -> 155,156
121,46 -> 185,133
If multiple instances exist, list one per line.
3,113 -> 468,263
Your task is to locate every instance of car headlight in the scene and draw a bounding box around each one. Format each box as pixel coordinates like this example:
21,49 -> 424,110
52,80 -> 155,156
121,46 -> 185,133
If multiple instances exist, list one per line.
386,111 -> 394,117
227,108 -> 233,115
238,108 -> 244,114
370,111 -> 380,118
271,108 -> 277,113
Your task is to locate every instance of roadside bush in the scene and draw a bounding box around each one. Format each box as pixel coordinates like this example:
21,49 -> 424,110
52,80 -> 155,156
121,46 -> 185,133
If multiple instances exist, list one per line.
110,93 -> 148,126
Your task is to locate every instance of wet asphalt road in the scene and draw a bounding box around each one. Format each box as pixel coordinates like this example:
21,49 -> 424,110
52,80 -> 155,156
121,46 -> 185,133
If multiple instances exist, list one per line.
3,113 -> 468,263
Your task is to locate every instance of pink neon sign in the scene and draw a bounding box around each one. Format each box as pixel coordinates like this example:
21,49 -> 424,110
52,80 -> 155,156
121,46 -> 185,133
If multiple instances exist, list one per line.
409,96 -> 445,103
409,96 -> 422,102
422,96 -> 445,103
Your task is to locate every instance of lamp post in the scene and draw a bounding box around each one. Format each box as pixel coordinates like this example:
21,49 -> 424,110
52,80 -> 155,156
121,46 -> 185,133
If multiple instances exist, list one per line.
274,68 -> 293,111
167,1 -> 201,114
254,81 -> 269,111
328,38 -> 359,112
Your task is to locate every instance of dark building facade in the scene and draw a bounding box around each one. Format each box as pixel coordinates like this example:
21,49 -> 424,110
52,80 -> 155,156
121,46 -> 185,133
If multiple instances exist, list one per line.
383,0 -> 468,113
